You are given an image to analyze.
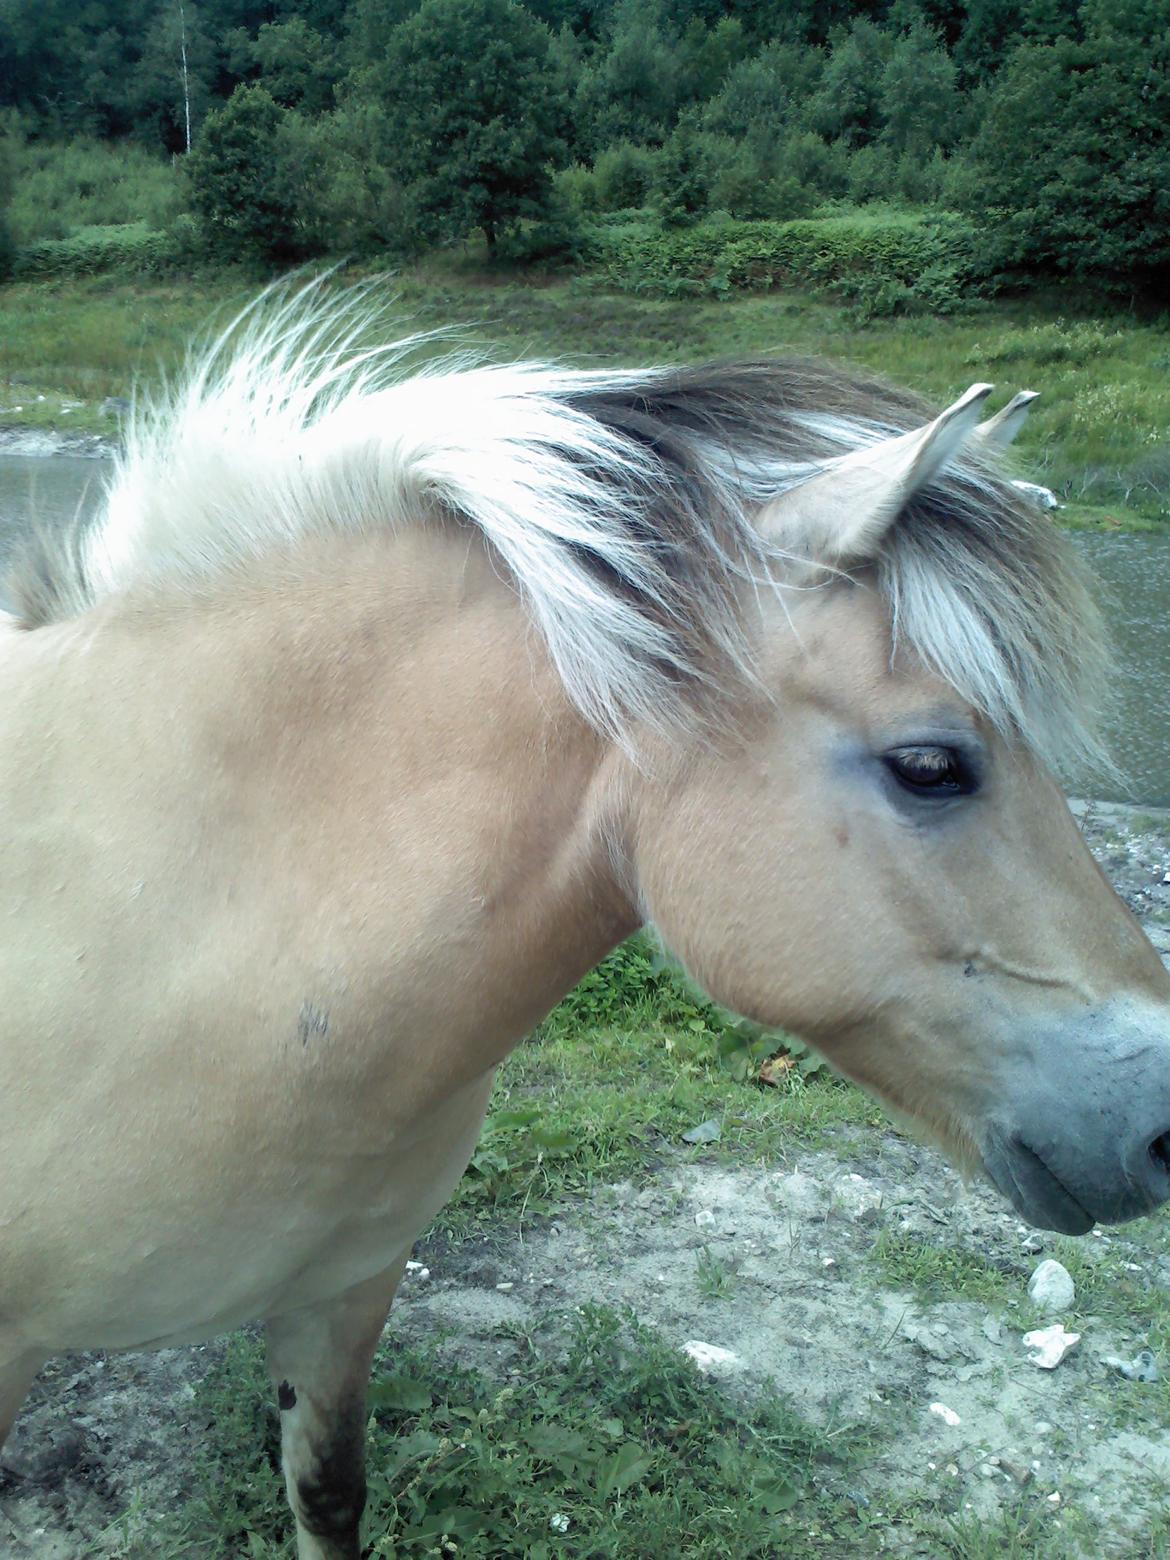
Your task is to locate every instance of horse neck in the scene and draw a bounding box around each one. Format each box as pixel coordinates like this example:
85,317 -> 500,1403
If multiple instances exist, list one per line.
155,525 -> 642,1065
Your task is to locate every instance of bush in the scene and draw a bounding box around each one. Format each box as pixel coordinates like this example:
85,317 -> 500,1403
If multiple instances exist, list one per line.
188,86 -> 301,261
593,140 -> 660,211
595,209 -> 985,315
554,162 -> 600,214
493,199 -> 588,266
11,222 -> 188,278
5,134 -> 183,245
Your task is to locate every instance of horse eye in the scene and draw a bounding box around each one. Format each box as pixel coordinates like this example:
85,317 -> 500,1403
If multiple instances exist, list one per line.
884,746 -> 975,798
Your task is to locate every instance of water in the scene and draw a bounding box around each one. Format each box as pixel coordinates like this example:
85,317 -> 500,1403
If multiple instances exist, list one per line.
0,452 -> 110,560
1075,532 -> 1170,806
1,454 -> 1168,804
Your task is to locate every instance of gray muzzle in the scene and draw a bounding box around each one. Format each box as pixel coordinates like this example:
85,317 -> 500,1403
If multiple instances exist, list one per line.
980,1002 -> 1170,1234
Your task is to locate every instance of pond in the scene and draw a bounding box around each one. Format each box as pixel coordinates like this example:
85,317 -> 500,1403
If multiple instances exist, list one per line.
0,452 -> 1167,805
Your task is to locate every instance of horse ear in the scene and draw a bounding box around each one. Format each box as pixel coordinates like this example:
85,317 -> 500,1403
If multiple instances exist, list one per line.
758,383 -> 993,564
974,389 -> 1038,451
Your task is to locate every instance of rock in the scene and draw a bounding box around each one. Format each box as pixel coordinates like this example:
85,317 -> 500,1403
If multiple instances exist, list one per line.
928,1402 -> 961,1427
0,1426 -> 86,1484
767,1169 -> 825,1219
1023,1323 -> 1081,1369
682,1340 -> 740,1372
1000,1459 -> 1034,1487
902,1319 -> 975,1362
1011,479 -> 1060,510
955,1360 -> 995,1382
832,1172 -> 884,1222
1102,1349 -> 1159,1382
1028,1259 -> 1075,1313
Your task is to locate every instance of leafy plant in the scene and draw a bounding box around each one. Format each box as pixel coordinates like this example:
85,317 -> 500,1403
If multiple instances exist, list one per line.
157,1305 -> 836,1557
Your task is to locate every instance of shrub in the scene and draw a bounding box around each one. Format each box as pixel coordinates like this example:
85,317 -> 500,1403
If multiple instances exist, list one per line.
595,209 -> 985,315
11,222 -> 187,278
554,162 -> 600,214
5,135 -> 183,245
593,140 -> 660,211
187,85 -> 307,262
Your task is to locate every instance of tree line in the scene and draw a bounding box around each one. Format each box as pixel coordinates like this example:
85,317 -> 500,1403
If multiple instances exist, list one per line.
1,0 -> 1167,292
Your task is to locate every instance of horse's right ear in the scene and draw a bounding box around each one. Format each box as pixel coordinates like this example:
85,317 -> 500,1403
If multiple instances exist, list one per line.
757,383 -> 993,565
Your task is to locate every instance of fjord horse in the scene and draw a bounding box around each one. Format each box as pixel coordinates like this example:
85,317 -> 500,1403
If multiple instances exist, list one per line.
2,289 -> 1168,1558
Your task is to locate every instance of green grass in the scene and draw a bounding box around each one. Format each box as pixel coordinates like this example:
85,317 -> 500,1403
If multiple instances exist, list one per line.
865,1228 -> 1015,1309
2,264 -> 1168,525
438,935 -> 877,1239
127,1305 -> 863,1559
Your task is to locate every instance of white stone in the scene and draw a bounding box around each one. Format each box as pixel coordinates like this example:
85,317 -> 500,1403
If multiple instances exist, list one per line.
1011,479 -> 1060,510
682,1341 -> 740,1372
1028,1259 -> 1075,1313
1023,1324 -> 1081,1369
928,1402 -> 961,1427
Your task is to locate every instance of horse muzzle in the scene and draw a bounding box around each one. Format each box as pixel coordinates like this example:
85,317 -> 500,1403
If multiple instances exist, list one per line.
979,1001 -> 1170,1234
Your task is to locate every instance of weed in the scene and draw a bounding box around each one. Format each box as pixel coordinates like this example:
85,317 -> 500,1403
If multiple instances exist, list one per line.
866,1228 -> 1013,1307
150,1305 -> 858,1558
695,1244 -> 737,1300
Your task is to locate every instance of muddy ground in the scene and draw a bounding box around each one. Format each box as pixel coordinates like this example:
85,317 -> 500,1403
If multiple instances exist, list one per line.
4,800 -> 1170,1558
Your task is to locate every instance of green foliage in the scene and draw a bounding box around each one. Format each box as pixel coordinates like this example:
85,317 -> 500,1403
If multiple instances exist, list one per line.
806,17 -> 892,147
573,0 -> 683,152
11,222 -> 190,278
360,0 -> 567,254
3,132 -> 182,245
656,120 -> 712,227
247,19 -> 340,114
592,139 -> 660,211
0,0 -> 1166,295
188,85 -> 321,263
0,125 -> 13,278
958,5 -> 1170,288
164,1306 -> 830,1557
701,40 -> 824,140
597,210 -> 983,315
879,20 -> 961,160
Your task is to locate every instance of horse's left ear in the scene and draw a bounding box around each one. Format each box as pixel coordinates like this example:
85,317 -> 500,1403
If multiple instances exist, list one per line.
974,389 -> 1038,451
758,383 -> 993,565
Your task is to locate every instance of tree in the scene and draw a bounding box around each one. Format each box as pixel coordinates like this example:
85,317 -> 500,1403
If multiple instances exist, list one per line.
130,1 -> 215,152
573,0 -> 682,150
806,17 -> 891,147
361,0 -> 567,253
187,84 -> 317,261
879,20 -> 960,160
958,0 -> 1170,289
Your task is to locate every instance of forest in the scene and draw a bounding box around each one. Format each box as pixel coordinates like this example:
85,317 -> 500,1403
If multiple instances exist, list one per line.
0,0 -> 1167,306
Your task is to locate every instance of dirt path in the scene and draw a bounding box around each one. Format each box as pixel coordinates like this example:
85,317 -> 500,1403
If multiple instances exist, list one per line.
4,801 -> 1170,1558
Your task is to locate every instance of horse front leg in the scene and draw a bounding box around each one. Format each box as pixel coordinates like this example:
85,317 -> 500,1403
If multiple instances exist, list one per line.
0,1350 -> 43,1454
264,1258 -> 407,1560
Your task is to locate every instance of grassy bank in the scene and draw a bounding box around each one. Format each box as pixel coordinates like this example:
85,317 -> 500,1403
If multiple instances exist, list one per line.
1,267 -> 1168,529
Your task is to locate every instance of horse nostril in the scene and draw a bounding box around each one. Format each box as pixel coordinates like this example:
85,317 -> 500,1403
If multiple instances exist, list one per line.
1148,1132 -> 1170,1180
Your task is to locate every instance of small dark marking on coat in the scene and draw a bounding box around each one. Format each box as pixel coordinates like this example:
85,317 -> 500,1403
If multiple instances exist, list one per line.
964,961 -> 977,978
298,1002 -> 329,1046
278,1380 -> 297,1411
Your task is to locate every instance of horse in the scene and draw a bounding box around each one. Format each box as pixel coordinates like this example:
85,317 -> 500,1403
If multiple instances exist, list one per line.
2,282 -> 1169,1560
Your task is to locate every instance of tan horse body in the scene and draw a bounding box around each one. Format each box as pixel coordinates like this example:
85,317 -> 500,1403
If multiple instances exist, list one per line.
2,292 -> 1169,1557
